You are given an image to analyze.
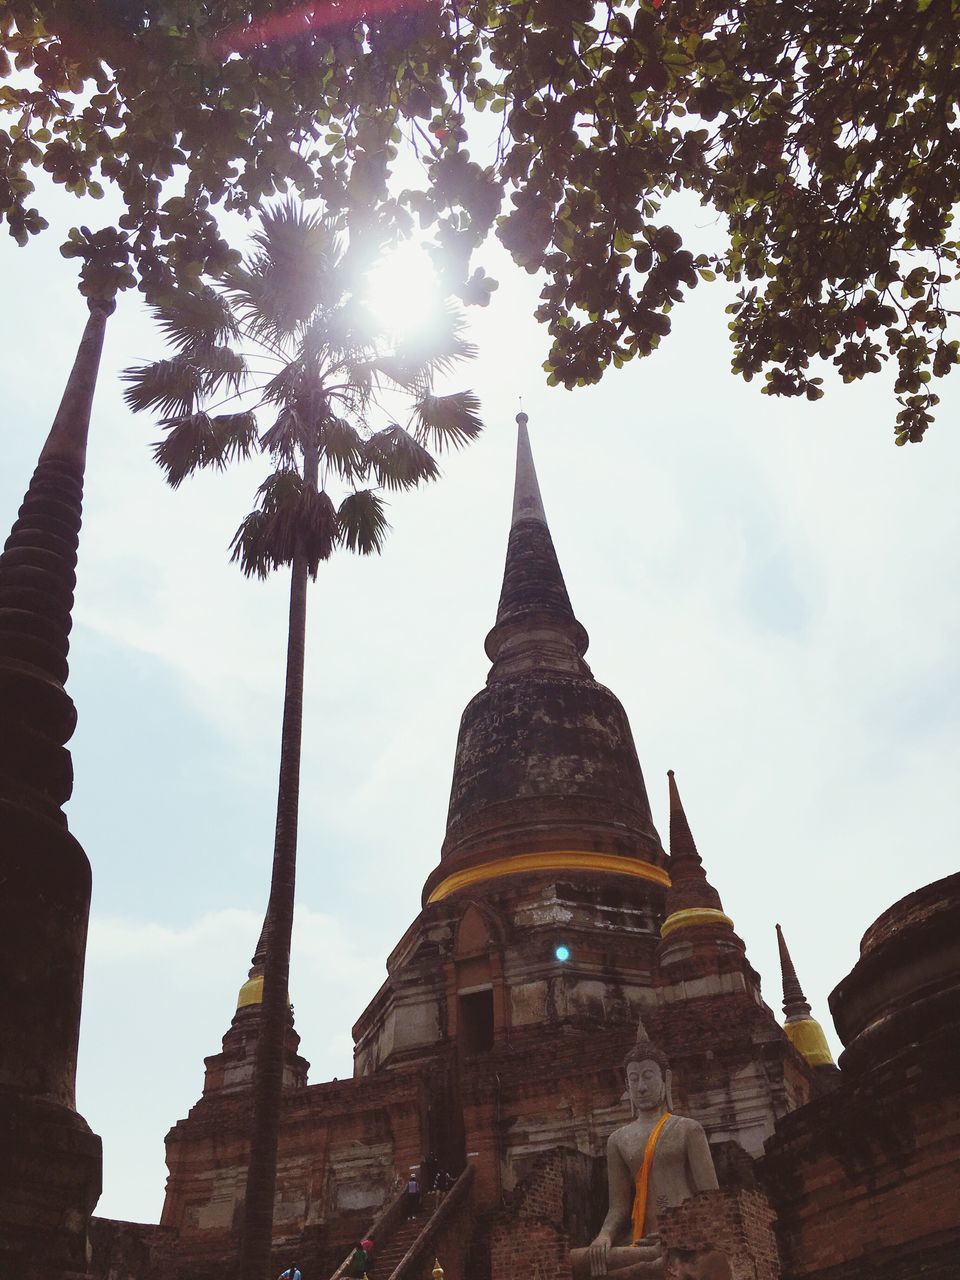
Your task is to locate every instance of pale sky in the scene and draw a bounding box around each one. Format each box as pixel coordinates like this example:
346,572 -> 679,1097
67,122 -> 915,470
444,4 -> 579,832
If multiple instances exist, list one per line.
2,172 -> 958,1226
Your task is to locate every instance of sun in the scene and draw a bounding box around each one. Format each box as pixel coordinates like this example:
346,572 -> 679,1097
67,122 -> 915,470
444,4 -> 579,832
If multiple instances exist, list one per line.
363,239 -> 445,342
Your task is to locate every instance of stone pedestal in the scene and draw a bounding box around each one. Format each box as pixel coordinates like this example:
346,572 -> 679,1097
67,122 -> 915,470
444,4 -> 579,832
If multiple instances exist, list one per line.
0,1091 -> 102,1278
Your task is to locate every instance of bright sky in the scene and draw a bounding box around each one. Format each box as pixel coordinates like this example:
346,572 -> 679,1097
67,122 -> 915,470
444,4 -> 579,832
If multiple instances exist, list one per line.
2,169 -> 958,1227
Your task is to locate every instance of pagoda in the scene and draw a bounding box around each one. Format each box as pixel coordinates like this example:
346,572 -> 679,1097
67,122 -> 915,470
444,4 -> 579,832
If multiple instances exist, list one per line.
157,415 -> 822,1278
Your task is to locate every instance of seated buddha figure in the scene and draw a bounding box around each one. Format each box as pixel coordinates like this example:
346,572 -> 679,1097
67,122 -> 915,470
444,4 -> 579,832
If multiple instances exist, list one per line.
571,1023 -> 719,1279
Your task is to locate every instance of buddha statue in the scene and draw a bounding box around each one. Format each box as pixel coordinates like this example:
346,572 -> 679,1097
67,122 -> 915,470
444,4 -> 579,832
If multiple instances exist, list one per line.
570,1022 -> 720,1279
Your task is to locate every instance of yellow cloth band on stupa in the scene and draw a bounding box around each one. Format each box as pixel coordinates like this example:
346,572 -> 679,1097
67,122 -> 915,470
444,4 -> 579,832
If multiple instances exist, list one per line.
426,851 -> 671,904
660,907 -> 734,939
236,975 -> 293,1011
631,1112 -> 672,1244
785,1018 -> 835,1067
237,975 -> 264,1008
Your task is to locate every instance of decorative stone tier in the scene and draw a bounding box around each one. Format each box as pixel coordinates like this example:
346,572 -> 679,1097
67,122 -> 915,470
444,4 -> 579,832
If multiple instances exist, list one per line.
829,871 -> 960,1076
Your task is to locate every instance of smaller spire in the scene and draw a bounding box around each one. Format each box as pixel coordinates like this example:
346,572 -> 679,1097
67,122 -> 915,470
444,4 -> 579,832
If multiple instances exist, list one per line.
662,770 -> 725,920
236,917 -> 270,1009
667,768 -> 702,862
511,410 -> 547,526
775,924 -> 836,1069
776,923 -> 812,1021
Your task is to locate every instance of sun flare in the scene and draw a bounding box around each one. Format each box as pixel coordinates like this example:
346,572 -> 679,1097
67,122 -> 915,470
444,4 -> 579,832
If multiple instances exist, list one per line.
363,240 -> 445,343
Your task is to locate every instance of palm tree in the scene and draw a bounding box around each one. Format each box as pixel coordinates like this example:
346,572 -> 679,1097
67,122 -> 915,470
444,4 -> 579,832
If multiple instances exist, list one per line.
122,201 -> 482,1278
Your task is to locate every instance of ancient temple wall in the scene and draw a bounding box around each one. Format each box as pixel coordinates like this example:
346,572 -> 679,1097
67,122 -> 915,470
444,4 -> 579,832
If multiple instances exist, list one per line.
762,874 -> 960,1280
353,878 -> 664,1075
638,1001 -> 815,1163
88,1218 -> 178,1280
353,961 -> 447,1074
160,1070 -> 424,1268
488,1147 -> 598,1280
658,1189 -> 781,1280
761,1054 -> 960,1280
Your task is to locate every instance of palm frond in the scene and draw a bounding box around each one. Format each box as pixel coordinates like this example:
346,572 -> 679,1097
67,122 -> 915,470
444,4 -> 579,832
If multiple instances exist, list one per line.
229,510 -> 275,580
153,410 -> 258,488
226,199 -> 344,344
391,301 -> 478,379
152,286 -> 238,355
122,346 -> 246,421
193,344 -> 247,393
221,263 -> 291,352
260,358 -> 305,407
412,391 -> 483,452
260,406 -> 303,465
309,295 -> 374,361
229,469 -> 340,579
365,353 -> 429,395
364,425 -> 441,491
321,416 -> 365,480
338,489 -> 389,556
123,355 -> 206,419
328,355 -> 375,415
299,484 -> 340,577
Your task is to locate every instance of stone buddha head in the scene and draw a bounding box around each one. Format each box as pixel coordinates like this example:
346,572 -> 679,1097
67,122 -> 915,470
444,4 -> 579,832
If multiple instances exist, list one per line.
623,1022 -> 672,1116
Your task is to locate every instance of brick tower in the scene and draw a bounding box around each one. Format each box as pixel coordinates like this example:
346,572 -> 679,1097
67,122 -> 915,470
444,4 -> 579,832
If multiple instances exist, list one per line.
157,415 -> 823,1279
0,301 -> 113,1278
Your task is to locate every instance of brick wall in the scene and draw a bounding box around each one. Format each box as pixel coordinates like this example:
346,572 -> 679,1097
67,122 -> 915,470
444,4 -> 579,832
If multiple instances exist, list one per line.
658,1190 -> 781,1280
761,1039 -> 960,1280
88,1218 -> 178,1280
489,1149 -> 572,1280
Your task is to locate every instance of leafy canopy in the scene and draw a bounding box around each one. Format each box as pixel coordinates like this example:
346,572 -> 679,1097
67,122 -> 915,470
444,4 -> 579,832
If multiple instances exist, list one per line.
122,200 -> 482,574
5,0 -> 960,441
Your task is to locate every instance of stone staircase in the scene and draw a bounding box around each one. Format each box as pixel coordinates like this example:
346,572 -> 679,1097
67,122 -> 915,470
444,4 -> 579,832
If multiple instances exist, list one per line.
374,1202 -> 436,1280
326,1167 -> 474,1280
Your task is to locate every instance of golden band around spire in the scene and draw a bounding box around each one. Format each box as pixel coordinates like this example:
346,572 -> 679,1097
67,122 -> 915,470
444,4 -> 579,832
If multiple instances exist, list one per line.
784,1017 -> 835,1067
426,850 -> 670,904
236,975 -> 264,1008
660,907 -> 734,939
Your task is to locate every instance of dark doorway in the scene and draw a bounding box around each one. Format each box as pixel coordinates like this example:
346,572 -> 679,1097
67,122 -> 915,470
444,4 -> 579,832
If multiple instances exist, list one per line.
458,988 -> 494,1054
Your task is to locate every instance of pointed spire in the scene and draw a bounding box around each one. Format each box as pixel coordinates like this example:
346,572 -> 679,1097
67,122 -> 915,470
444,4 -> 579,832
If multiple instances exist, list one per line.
237,916 -> 270,1008
425,409 -> 665,905
0,298 -> 112,1268
662,770 -> 724,919
668,768 -> 702,862
775,924 -> 836,1068
211,914 -> 307,1094
0,299 -> 113,820
511,411 -> 547,525
776,923 -> 813,1021
484,412 -> 590,680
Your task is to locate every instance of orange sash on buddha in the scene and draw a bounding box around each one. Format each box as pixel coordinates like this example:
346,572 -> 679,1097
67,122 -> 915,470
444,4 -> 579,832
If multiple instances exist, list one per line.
630,1111 -> 672,1244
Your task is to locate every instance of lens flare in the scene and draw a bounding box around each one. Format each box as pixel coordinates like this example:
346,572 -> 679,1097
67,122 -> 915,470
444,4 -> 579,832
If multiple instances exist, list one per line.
364,240 -> 444,341
217,0 -> 425,53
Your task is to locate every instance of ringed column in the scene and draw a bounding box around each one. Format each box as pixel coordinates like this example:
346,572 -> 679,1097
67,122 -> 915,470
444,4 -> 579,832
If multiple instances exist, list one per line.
0,299 -> 113,1277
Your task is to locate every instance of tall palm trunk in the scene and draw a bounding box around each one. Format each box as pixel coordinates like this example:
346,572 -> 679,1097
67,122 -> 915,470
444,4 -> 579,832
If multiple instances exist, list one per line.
240,444 -> 319,1279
